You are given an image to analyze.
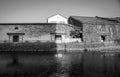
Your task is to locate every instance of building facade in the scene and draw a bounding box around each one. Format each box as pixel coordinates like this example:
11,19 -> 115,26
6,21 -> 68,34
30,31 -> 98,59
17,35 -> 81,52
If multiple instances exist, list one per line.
0,15 -> 120,45
68,16 -> 120,45
0,23 -> 74,43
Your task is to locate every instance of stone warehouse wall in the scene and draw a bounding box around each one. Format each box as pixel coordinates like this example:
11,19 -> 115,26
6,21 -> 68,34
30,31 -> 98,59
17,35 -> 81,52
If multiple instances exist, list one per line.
83,24 -> 114,43
56,24 -> 74,37
114,24 -> 120,39
68,16 -> 120,46
0,24 -> 56,43
54,24 -> 75,43
0,23 -> 74,43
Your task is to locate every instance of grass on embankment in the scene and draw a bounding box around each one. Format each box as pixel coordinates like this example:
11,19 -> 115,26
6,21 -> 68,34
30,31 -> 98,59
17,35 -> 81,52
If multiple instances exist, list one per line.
0,42 -> 57,53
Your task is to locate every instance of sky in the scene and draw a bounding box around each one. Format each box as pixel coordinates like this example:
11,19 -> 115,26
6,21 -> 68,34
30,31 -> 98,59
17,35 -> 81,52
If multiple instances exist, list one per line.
0,0 -> 120,23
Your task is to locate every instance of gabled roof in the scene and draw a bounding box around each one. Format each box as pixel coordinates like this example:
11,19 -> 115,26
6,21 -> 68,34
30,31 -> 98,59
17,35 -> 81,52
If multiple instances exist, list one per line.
47,13 -> 68,19
69,16 -> 120,25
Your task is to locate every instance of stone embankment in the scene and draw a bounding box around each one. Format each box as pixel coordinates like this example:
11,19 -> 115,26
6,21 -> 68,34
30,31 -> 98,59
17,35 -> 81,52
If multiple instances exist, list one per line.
57,42 -> 120,52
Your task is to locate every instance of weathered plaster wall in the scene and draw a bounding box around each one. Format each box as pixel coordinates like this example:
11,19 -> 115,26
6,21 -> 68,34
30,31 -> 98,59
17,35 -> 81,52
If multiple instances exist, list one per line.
0,24 -> 56,43
83,24 -> 114,43
55,24 -> 75,43
0,26 -> 10,42
114,24 -> 120,39
56,24 -> 74,37
68,17 -> 120,46
83,24 -> 97,43
0,24 -> 74,43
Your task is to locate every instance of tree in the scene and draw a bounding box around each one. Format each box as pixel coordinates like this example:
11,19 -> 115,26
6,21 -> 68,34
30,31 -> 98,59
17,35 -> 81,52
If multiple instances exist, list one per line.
70,30 -> 82,38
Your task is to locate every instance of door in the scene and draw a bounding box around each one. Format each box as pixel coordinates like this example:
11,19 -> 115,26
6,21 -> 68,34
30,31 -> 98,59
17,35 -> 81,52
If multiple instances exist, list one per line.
13,35 -> 19,42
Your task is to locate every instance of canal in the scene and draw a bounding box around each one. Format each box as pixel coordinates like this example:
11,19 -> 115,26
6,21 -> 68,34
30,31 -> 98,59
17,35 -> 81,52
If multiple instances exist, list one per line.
0,51 -> 120,77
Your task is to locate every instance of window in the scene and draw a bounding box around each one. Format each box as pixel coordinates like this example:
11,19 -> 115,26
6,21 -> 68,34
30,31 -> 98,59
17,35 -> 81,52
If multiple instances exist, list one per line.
13,35 -> 19,42
55,35 -> 62,40
7,33 -> 25,43
14,26 -> 18,30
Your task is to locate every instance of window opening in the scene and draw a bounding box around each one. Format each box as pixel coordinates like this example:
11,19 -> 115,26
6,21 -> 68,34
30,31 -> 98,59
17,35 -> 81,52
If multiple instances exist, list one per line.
55,35 -> 62,40
13,35 -> 19,42
101,35 -> 106,42
15,26 -> 18,30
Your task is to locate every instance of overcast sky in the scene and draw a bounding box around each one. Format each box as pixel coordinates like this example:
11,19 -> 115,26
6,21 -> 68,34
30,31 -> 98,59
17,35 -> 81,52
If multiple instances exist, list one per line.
0,0 -> 120,23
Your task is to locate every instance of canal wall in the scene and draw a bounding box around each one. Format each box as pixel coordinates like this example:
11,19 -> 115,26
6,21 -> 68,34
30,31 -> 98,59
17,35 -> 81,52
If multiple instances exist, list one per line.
0,42 -> 57,53
0,41 -> 120,53
57,42 -> 120,52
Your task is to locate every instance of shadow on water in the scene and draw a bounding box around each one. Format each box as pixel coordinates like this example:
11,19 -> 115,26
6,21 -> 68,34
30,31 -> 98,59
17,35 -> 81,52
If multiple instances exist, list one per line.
0,53 -> 58,77
0,42 -> 58,77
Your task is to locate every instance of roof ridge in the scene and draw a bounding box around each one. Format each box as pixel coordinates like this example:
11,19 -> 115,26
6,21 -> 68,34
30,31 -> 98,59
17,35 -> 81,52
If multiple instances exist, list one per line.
70,15 -> 94,18
69,16 -> 119,25
96,16 -> 119,23
47,13 -> 68,19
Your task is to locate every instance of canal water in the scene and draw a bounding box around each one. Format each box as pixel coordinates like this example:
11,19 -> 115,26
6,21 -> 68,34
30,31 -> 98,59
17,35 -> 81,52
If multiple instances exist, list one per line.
0,51 -> 120,77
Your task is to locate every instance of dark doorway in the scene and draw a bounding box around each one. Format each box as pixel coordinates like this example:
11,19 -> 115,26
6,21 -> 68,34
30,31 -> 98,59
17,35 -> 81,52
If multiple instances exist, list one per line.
13,35 -> 19,42
101,35 -> 106,42
80,33 -> 83,42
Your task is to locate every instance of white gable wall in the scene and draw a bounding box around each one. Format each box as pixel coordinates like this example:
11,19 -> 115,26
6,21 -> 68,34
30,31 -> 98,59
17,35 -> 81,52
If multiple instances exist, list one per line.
47,14 -> 68,24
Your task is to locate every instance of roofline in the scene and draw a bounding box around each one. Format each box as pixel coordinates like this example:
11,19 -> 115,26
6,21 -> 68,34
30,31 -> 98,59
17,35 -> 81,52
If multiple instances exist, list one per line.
69,16 -> 120,25
69,15 -> 120,18
95,16 -> 119,23
47,13 -> 68,19
82,22 -> 120,25
69,15 -> 94,18
0,23 -> 75,25
0,23 -> 57,25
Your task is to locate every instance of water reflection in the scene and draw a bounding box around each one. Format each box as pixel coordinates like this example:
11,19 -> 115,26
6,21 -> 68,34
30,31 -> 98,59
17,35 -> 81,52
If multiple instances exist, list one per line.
0,53 -> 57,77
0,52 -> 120,77
59,52 -> 120,77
